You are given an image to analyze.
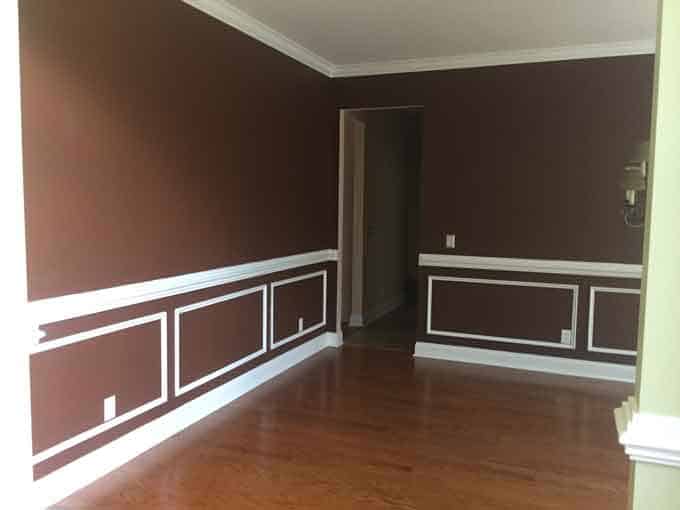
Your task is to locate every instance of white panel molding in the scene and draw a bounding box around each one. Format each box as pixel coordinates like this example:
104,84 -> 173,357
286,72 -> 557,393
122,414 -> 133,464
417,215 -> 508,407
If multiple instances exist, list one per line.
31,313 -> 168,466
181,0 -> 335,76
427,276 -> 579,350
615,396 -> 680,468
31,332 -> 337,510
419,253 -> 643,279
588,286 -> 641,356
415,342 -> 636,383
174,286 -> 268,397
28,249 -> 338,338
333,40 -> 655,77
271,270 -> 328,350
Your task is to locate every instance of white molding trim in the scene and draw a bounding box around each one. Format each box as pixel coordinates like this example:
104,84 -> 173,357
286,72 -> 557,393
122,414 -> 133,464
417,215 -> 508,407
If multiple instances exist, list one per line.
615,396 -> 680,468
588,286 -> 641,357
333,40 -> 655,77
419,253 -> 643,279
270,271 -> 328,350
177,3 -> 654,79
426,276 -> 579,350
28,249 -> 338,337
31,332 -> 336,510
415,342 -> 636,383
31,313 -> 168,466
181,0 -> 335,76
174,286 -> 268,397
324,332 -> 343,349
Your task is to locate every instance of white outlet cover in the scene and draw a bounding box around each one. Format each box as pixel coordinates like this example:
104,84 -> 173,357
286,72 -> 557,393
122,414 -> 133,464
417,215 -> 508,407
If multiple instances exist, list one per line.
298,317 -> 304,332
445,234 -> 456,249
104,395 -> 117,422
561,329 -> 573,345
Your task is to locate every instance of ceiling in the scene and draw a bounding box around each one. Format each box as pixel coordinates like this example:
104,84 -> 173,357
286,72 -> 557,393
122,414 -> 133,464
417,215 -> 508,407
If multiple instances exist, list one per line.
184,0 -> 657,77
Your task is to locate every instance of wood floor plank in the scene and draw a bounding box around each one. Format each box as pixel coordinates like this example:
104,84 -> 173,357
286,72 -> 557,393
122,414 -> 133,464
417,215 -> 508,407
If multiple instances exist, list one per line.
54,345 -> 630,509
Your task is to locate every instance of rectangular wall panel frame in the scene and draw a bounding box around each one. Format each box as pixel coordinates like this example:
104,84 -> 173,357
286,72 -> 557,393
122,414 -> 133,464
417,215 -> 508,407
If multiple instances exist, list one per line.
587,286 -> 640,356
174,285 -> 268,397
271,270 -> 327,350
31,312 -> 168,465
426,276 -> 579,350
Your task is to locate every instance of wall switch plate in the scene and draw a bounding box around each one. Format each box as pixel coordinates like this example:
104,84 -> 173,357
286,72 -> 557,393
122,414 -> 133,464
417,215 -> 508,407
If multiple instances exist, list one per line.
104,395 -> 117,422
445,234 -> 456,249
298,317 -> 304,332
561,330 -> 573,345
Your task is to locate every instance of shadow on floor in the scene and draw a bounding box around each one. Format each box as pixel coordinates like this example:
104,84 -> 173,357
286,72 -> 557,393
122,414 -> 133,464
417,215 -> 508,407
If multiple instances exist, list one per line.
342,305 -> 416,353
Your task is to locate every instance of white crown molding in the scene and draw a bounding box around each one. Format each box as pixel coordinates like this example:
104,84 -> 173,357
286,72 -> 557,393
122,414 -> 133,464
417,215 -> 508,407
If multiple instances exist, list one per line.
415,342 -> 636,382
419,253 -> 643,279
28,249 -> 338,334
332,40 -> 656,77
181,0 -> 335,76
181,1 -> 654,78
615,396 -> 680,468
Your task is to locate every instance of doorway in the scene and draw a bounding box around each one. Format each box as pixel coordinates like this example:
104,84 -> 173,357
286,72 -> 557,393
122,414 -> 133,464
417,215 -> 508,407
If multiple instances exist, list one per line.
336,107 -> 424,352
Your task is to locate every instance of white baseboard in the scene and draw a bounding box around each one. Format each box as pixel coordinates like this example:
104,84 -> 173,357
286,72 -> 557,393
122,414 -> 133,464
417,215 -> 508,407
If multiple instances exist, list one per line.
324,332 -> 343,348
364,293 -> 406,326
32,332 -> 335,510
615,396 -> 680,468
414,342 -> 636,383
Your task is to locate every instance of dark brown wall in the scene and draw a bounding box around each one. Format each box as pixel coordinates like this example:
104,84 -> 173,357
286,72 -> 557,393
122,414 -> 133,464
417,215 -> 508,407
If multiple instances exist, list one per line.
419,266 -> 640,365
430,278 -> 573,343
334,56 -> 654,264
20,0 -> 336,300
591,291 -> 640,352
32,262 -> 336,479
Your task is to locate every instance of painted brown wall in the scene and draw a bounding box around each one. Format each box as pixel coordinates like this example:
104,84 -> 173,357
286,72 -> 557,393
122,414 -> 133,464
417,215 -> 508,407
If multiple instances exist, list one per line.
32,262 -> 336,479
20,0 -> 336,300
334,56 -> 654,263
419,267 -> 640,365
430,279 -> 573,343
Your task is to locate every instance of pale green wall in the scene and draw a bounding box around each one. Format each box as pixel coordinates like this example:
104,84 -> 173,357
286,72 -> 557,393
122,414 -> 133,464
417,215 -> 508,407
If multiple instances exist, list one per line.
632,0 -> 680,508
636,0 -> 680,416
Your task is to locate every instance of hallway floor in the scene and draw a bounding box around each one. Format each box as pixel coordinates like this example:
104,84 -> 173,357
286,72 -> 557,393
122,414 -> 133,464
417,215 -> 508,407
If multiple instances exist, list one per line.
343,305 -> 417,352
54,347 -> 631,510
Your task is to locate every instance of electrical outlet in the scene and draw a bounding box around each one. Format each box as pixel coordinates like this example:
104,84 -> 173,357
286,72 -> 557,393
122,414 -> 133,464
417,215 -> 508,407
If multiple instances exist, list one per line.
298,317 -> 304,332
560,329 -> 573,345
104,395 -> 117,422
445,234 -> 456,249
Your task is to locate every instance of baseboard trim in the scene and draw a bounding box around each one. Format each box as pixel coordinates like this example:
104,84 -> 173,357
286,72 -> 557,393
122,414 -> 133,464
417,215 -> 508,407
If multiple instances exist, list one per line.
32,332 -> 336,510
414,342 -> 635,382
324,332 -> 343,348
615,396 -> 680,468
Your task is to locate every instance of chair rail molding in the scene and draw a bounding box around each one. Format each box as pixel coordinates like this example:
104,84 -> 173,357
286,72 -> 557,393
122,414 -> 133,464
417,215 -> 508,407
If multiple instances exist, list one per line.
28,249 -> 338,340
419,253 -> 643,279
615,397 -> 680,468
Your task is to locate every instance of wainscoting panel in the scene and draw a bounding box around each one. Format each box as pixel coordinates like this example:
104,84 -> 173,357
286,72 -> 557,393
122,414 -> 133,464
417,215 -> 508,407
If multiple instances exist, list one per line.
588,286 -> 640,356
174,286 -> 267,397
271,271 -> 327,349
427,276 -> 578,349
30,313 -> 167,465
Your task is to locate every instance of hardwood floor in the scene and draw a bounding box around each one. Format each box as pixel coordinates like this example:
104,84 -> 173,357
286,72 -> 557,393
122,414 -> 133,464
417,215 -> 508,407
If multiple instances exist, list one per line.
343,305 -> 417,352
54,347 -> 631,509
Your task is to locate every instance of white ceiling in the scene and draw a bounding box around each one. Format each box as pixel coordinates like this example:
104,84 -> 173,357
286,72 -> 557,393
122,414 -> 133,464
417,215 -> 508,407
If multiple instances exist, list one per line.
185,0 -> 657,76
